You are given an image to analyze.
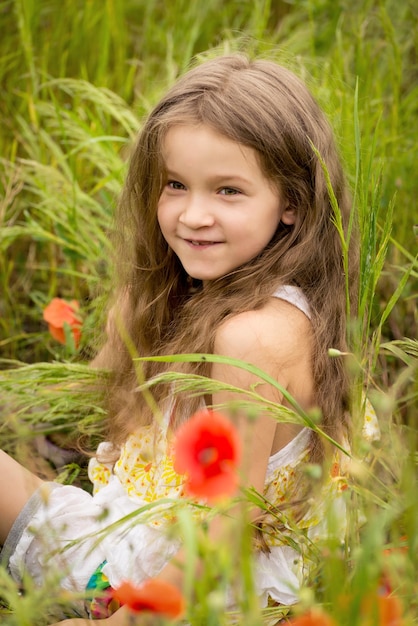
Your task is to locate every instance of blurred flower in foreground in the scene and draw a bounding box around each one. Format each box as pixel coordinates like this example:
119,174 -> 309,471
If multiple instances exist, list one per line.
43,297 -> 82,348
173,409 -> 241,502
377,536 -> 410,604
337,587 -> 405,626
112,579 -> 185,618
361,592 -> 404,626
287,609 -> 337,626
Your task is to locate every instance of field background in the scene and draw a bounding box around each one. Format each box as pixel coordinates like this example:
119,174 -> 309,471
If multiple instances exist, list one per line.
0,0 -> 416,624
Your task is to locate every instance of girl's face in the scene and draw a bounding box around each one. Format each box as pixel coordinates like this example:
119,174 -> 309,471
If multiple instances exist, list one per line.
157,124 -> 295,283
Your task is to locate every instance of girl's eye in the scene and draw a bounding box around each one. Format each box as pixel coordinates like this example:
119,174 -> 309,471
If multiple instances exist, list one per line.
167,180 -> 186,190
219,187 -> 240,196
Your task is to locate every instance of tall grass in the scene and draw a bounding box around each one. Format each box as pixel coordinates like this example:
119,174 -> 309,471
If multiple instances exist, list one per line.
0,0 -> 417,623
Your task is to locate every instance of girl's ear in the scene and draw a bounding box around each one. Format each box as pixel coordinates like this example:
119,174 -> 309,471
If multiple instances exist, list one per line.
280,204 -> 296,226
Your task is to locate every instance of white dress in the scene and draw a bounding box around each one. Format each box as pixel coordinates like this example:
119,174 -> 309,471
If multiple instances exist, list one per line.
5,286 -> 380,615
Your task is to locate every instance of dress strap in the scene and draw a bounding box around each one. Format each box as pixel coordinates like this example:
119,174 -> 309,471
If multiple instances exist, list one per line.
272,285 -> 311,320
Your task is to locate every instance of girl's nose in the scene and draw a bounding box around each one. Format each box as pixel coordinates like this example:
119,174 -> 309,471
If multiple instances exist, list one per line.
178,195 -> 215,229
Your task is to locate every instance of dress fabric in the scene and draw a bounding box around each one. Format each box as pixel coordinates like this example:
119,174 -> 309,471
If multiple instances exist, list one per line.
4,285 -> 380,614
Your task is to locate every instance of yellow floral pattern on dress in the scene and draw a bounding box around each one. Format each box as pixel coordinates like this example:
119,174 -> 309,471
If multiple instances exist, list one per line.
89,424 -> 185,529
260,400 -> 380,549
91,428 -> 310,512
89,403 -> 380,541
113,424 -> 184,503
264,461 -> 305,507
89,462 -> 111,488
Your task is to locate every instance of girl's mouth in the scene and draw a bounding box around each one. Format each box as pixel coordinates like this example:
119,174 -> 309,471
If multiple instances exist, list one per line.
187,240 -> 219,246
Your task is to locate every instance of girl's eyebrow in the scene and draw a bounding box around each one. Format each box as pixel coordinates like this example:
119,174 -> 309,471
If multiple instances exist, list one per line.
209,174 -> 253,185
165,169 -> 253,186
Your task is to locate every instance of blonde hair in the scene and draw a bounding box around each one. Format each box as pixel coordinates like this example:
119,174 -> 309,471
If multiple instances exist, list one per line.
98,55 -> 356,462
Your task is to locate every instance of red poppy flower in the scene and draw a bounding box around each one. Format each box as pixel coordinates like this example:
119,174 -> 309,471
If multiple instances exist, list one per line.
361,593 -> 404,626
111,579 -> 185,618
287,609 -> 337,626
43,297 -> 82,348
380,536 -> 409,596
382,536 -> 408,558
173,409 -> 241,502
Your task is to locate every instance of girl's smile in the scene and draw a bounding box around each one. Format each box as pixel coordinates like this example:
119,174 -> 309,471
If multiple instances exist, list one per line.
186,239 -> 222,247
157,124 -> 295,282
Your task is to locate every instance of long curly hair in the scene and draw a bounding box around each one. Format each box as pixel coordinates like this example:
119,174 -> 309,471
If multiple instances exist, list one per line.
96,54 -> 357,467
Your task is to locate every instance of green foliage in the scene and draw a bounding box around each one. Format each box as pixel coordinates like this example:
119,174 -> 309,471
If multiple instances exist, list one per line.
0,0 -> 417,623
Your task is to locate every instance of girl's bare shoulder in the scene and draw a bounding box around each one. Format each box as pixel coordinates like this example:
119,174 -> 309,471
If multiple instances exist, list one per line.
213,298 -> 314,410
214,296 -> 313,364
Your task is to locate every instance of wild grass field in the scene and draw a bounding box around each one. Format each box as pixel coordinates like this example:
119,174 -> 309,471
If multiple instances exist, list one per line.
0,0 -> 417,624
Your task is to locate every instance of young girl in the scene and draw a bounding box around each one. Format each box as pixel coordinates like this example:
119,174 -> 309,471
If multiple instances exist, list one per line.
0,54 -> 378,624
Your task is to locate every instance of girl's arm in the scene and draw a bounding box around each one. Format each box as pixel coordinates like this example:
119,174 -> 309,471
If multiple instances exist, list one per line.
209,298 -> 313,500
0,450 -> 44,545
